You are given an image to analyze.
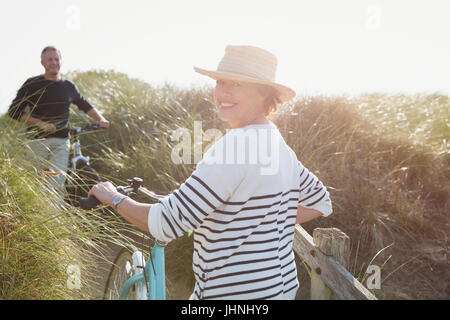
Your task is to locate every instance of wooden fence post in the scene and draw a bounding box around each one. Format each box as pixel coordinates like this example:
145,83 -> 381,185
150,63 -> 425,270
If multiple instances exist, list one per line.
310,227 -> 351,300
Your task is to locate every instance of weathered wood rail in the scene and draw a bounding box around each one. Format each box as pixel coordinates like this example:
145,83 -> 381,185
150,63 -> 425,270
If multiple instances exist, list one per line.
293,225 -> 377,300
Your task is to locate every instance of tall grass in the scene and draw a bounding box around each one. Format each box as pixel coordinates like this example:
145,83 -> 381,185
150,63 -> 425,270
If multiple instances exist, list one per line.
66,70 -> 448,299
1,69 -> 448,299
354,93 -> 449,154
0,115 -> 137,299
274,95 -> 449,299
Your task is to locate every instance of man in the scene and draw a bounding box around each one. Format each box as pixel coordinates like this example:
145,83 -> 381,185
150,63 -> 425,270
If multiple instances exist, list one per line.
8,45 -> 110,193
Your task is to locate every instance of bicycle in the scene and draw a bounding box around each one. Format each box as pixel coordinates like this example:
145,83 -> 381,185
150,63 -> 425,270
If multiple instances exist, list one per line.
63,123 -> 104,207
80,177 -> 168,300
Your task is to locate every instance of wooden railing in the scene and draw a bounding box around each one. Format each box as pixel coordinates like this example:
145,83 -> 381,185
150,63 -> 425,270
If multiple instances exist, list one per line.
293,225 -> 377,300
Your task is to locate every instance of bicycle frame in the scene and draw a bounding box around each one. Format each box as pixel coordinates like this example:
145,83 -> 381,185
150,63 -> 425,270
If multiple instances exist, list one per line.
119,241 -> 167,300
70,130 -> 91,170
67,125 -> 98,170
80,177 -> 168,299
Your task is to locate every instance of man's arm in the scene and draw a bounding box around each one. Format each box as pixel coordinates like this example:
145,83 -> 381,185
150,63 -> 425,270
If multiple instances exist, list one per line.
87,108 -> 110,128
296,205 -> 324,224
70,81 -> 110,128
8,78 -> 34,121
19,112 -> 56,133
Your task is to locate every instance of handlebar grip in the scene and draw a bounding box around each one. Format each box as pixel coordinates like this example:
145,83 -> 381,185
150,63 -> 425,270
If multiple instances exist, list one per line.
79,195 -> 101,210
86,123 -> 101,131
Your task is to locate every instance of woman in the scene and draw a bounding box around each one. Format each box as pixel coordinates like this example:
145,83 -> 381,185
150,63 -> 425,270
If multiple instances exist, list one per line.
88,45 -> 332,300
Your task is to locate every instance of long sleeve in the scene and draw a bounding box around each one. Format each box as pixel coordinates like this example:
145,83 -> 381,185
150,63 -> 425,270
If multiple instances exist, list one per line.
148,136 -> 245,243
8,78 -> 35,120
71,82 -> 93,113
297,161 -> 333,216
147,122 -> 329,299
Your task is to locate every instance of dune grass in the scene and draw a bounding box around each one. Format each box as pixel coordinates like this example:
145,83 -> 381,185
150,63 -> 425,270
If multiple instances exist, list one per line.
273,95 -> 449,299
0,115 -> 140,299
1,69 -> 448,299
68,70 -> 450,299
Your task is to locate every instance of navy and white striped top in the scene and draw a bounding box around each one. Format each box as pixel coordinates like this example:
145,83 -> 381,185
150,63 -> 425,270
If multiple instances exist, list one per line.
148,121 -> 332,300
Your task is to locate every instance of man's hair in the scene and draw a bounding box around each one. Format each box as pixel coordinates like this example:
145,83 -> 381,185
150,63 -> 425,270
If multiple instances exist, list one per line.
41,46 -> 62,60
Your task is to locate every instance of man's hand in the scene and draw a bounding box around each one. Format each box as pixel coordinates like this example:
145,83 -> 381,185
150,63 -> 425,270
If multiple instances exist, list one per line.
98,118 -> 110,128
39,121 -> 57,133
87,108 -> 110,128
20,113 -> 57,133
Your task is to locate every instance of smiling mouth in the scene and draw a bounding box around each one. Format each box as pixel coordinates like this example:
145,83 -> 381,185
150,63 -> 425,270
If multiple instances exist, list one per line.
219,102 -> 236,108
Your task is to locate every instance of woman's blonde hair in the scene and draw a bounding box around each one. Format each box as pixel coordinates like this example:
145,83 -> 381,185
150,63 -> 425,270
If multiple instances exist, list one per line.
257,84 -> 282,116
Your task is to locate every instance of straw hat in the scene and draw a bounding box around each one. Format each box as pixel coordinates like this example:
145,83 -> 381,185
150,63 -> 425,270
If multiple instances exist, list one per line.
194,45 -> 296,102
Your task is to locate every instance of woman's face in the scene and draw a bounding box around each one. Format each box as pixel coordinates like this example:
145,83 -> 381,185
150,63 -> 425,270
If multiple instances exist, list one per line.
214,79 -> 267,128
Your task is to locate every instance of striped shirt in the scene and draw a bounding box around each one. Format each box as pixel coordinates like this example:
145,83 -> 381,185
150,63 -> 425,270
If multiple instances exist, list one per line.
148,121 -> 332,300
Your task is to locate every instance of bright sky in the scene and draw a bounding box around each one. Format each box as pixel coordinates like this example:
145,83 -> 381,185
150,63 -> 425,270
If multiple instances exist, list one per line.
1,0 -> 449,114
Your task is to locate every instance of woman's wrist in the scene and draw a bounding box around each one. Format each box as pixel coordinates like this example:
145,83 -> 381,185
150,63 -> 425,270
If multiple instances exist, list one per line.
112,194 -> 129,210
107,192 -> 124,207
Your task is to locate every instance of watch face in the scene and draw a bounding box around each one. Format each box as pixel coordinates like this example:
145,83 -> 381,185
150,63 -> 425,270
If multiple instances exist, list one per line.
113,195 -> 126,208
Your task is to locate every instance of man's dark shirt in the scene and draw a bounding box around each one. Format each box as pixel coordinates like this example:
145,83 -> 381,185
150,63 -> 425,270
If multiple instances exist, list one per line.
8,75 -> 93,138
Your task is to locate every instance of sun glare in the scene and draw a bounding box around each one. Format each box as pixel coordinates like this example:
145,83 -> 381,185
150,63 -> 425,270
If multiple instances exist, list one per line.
1,0 -> 449,114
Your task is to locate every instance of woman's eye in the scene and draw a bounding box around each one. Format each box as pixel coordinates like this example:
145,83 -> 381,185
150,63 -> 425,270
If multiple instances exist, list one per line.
232,81 -> 241,87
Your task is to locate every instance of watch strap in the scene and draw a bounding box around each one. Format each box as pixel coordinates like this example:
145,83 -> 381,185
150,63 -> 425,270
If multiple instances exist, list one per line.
113,195 -> 128,211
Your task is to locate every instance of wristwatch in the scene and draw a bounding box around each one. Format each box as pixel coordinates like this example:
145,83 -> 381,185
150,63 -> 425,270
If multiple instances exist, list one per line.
112,195 -> 128,211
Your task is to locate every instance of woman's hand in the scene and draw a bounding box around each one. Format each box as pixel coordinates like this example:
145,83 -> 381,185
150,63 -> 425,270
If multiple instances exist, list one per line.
88,181 -> 121,207
296,205 -> 324,224
89,182 -> 152,233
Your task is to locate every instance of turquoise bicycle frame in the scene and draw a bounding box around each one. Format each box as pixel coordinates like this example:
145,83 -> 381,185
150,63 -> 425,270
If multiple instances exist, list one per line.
118,242 -> 166,300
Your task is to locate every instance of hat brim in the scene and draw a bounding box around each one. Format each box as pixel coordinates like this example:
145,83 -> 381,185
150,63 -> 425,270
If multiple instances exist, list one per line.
194,66 -> 296,103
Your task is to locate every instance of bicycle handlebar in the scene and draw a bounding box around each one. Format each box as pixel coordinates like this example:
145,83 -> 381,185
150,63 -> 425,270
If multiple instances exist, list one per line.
57,123 -> 104,137
79,177 -> 165,210
79,195 -> 101,210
